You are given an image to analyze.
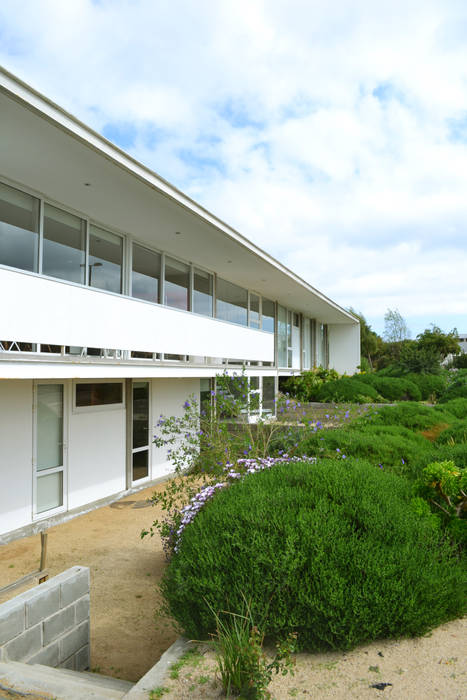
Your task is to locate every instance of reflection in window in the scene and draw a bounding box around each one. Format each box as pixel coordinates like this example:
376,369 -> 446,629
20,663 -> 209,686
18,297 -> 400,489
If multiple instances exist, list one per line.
76,382 -> 123,407
132,243 -> 160,303
89,225 -> 122,293
262,376 -> 275,415
193,268 -> 213,316
277,305 -> 288,367
249,293 -> 260,329
261,298 -> 275,333
216,278 -> 248,326
0,181 -> 39,272
43,204 -> 86,284
164,256 -> 189,310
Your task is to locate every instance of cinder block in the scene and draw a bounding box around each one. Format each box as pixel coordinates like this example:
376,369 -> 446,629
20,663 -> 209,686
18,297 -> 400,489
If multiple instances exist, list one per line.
59,654 -> 75,670
43,605 -> 75,645
60,569 -> 90,608
0,604 -> 25,645
4,623 -> 41,661
75,644 -> 90,671
27,640 -> 60,667
59,620 -> 89,663
26,586 -> 60,628
74,594 -> 90,624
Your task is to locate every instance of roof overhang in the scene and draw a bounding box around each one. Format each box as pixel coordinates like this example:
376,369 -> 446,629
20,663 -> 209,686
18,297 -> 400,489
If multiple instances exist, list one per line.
0,67 -> 357,325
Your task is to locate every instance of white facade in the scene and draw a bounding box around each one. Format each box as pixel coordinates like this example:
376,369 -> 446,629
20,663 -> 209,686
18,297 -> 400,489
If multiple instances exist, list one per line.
0,68 -> 360,541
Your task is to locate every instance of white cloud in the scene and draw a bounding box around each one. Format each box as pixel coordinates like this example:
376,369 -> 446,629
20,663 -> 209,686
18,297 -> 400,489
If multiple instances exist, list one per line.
1,0 -> 467,333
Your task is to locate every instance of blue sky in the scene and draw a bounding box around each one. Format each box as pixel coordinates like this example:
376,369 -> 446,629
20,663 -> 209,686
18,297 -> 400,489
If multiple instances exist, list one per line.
1,0 -> 467,337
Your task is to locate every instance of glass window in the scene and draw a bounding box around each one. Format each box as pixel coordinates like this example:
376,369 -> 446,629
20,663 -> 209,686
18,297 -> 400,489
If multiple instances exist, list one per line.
303,317 -> 314,370
132,243 -> 160,303
0,181 -> 39,272
37,384 -> 63,471
164,256 -> 189,310
278,305 -> 288,367
216,278 -> 248,326
37,472 -> 63,514
262,376 -> 275,415
193,268 -> 213,316
89,225 -> 123,293
261,298 -> 275,333
76,382 -> 123,407
249,293 -> 260,329
133,382 -> 149,449
316,323 -> 328,368
43,204 -> 86,284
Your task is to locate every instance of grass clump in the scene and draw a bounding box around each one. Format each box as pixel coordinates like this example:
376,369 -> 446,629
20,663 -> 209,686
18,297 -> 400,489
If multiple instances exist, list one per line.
315,378 -> 381,403
357,402 -> 454,431
161,459 -> 466,652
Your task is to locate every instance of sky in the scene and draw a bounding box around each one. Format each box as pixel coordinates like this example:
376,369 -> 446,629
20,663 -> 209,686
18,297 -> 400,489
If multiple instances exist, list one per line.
1,0 -> 467,337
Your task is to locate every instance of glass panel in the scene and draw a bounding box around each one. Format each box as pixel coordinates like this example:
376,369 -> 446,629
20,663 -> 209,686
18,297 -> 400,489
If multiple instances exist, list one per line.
132,450 -> 149,481
37,384 -> 63,471
89,225 -> 123,293
132,243 -> 160,303
133,382 -> 149,449
262,376 -> 275,414
303,318 -> 311,370
278,305 -> 288,367
250,376 -> 259,390
200,378 -> 211,410
42,204 -> 86,283
37,472 -> 63,513
216,278 -> 248,326
193,268 -> 213,316
317,323 -> 327,367
164,256 -> 189,310
0,181 -> 39,272
249,293 -> 260,329
76,382 -> 123,407
261,298 -> 275,333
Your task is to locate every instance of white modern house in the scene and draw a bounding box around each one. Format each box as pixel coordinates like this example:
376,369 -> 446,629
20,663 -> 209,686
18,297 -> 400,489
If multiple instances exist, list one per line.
0,67 -> 360,542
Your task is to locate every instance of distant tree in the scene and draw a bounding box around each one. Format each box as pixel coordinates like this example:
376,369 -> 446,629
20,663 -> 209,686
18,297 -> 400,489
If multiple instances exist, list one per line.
383,308 -> 411,343
416,326 -> 460,360
347,308 -> 380,369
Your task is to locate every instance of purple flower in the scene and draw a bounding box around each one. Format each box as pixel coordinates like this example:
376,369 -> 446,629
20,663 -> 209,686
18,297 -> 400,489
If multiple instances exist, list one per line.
183,400 -> 190,409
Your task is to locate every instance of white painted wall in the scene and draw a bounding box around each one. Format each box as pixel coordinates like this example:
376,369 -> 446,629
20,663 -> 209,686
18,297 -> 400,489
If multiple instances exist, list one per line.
328,323 -> 360,375
0,380 -> 33,534
151,378 -> 200,480
0,267 -> 274,362
67,396 -> 126,510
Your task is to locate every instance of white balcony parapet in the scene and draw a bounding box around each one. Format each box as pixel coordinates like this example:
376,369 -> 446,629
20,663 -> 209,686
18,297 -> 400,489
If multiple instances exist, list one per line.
0,267 -> 274,363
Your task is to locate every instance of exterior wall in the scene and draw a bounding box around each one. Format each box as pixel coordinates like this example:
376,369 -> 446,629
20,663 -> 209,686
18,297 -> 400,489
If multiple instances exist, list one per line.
68,394 -> 126,510
0,267 -> 274,362
0,380 -> 33,534
151,377 -> 200,480
0,566 -> 90,671
327,323 -> 360,374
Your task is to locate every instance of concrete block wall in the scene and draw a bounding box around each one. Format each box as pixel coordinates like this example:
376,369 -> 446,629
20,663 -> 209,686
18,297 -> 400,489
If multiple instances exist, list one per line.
0,566 -> 90,670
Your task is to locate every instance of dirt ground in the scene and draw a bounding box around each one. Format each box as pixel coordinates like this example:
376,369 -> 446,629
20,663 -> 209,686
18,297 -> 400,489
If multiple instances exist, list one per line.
157,618 -> 467,699
0,483 -> 176,683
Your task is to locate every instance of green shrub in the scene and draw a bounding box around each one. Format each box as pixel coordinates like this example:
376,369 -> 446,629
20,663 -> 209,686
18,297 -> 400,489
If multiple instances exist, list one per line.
296,424 -> 431,480
417,460 -> 467,549
435,420 -> 467,445
280,368 -> 339,401
435,398 -> 467,419
161,459 -> 466,651
358,403 -> 454,430
404,373 -> 447,400
357,375 -> 421,401
439,383 -> 467,402
315,378 -> 381,403
453,354 -> 467,369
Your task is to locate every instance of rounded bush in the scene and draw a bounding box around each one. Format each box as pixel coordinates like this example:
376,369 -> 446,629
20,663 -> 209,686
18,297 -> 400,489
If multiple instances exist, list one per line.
437,398 -> 467,419
316,378 -> 380,403
161,459 -> 466,651
359,403 -> 454,430
404,373 -> 447,400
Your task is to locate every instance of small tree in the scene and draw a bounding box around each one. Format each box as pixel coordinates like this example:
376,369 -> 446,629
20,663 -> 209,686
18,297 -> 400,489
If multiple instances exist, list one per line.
383,308 -> 411,343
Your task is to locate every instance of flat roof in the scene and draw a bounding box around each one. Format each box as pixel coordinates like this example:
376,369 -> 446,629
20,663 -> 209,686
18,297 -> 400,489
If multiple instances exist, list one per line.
0,66 -> 357,325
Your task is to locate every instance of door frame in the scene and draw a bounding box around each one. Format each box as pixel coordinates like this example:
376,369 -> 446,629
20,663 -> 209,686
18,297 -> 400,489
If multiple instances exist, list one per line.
126,378 -> 152,488
32,379 -> 69,520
